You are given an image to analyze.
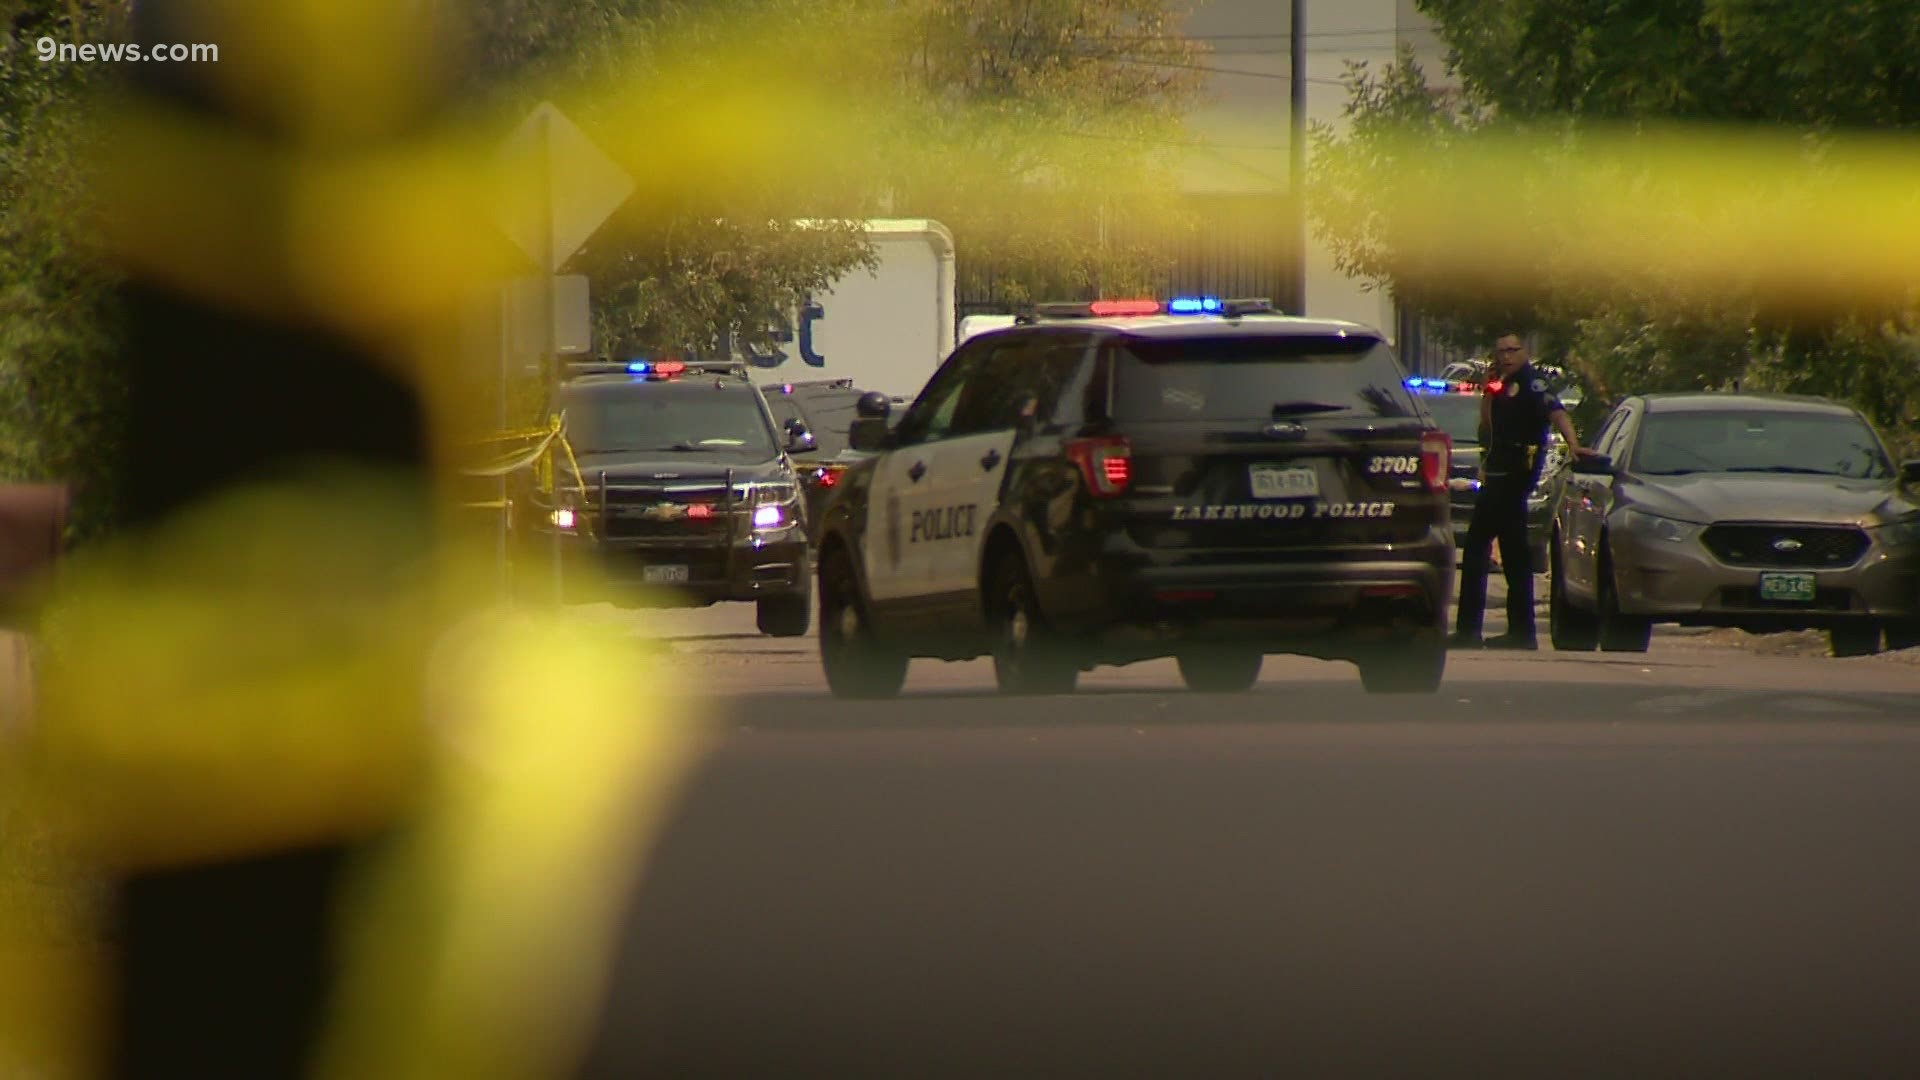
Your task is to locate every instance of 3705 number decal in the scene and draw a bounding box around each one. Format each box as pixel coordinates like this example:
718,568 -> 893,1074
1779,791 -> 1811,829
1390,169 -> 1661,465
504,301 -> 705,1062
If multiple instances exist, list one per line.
1366,455 -> 1421,475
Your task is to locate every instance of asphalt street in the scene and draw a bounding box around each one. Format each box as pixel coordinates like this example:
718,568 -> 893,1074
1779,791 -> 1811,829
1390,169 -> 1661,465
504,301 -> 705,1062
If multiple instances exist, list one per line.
575,582 -> 1920,1078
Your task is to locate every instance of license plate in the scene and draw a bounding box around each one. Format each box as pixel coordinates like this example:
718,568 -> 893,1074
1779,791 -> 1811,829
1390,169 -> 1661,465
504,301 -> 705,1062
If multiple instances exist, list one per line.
1758,571 -> 1815,602
643,564 -> 690,585
1248,465 -> 1318,500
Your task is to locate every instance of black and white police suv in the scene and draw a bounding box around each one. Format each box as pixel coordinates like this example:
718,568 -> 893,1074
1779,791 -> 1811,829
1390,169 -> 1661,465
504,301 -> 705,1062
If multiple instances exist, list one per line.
810,296 -> 1457,697
521,358 -> 815,636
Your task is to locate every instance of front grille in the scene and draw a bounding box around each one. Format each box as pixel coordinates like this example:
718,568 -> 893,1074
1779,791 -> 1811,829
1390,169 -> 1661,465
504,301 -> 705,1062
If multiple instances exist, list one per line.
599,484 -> 739,541
1700,524 -> 1868,569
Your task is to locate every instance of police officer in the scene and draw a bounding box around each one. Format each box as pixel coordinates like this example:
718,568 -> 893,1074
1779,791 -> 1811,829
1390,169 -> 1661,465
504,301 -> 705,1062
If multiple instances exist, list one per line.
1450,334 -> 1592,649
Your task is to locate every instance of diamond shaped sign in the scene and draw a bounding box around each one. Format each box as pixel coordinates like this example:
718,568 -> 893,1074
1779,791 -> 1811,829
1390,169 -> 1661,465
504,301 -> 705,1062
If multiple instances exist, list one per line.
496,102 -> 636,273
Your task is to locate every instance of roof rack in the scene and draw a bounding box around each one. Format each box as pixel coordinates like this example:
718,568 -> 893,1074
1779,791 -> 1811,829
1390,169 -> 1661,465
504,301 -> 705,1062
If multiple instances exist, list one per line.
769,378 -> 858,393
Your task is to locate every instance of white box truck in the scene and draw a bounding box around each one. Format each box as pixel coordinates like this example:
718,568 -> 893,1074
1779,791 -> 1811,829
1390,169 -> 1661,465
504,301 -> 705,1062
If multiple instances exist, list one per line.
738,219 -> 956,400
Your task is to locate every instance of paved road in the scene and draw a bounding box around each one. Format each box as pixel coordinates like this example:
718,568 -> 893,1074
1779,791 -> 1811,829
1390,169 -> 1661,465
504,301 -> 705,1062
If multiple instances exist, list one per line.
576,593 -> 1920,1077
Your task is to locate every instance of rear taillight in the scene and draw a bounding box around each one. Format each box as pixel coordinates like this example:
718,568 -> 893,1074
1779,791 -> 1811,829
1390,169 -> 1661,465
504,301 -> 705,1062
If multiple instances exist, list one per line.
1420,431 -> 1451,493
1066,436 -> 1131,498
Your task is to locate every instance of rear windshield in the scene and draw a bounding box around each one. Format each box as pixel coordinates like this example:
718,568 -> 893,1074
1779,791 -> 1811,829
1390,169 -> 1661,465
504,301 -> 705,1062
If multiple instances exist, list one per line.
563,386 -> 777,456
765,388 -> 861,457
1419,393 -> 1484,445
1111,336 -> 1418,422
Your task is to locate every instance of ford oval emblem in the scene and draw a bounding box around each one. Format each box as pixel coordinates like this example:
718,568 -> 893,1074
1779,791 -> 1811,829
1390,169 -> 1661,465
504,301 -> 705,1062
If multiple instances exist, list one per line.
1772,537 -> 1803,552
1263,421 -> 1307,439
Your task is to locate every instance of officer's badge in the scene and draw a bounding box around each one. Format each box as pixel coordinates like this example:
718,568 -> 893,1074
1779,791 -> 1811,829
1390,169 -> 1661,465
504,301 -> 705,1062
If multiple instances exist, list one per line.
1505,380 -> 1520,397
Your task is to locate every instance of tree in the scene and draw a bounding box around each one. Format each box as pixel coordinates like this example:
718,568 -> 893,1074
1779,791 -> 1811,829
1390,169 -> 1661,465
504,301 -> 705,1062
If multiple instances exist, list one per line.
0,0 -> 128,539
882,0 -> 1206,306
1307,1 -> 1920,453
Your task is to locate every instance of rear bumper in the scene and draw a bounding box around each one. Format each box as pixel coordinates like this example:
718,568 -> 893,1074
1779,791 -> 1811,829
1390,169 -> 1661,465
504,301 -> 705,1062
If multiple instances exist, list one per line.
1043,525 -> 1456,659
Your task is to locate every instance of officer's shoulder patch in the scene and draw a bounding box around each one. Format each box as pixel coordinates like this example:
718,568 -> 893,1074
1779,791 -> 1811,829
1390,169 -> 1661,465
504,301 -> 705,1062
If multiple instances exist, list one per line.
1530,379 -> 1547,393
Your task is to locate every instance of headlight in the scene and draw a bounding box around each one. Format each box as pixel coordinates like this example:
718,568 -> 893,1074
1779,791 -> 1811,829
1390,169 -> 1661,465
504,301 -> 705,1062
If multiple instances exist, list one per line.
1875,517 -> 1920,548
1621,507 -> 1701,543
549,506 -> 576,530
747,481 -> 800,531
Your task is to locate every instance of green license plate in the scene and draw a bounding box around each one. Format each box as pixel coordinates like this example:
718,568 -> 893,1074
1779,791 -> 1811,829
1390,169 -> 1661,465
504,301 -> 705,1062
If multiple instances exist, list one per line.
1758,572 -> 1816,602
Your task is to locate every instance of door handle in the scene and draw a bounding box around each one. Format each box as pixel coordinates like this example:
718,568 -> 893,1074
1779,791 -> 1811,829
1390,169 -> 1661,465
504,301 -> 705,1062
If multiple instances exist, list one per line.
980,448 -> 1002,471
908,461 -> 926,482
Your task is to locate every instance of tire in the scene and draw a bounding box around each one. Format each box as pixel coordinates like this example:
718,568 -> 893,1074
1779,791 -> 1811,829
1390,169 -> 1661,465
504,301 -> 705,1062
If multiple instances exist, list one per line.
1356,635 -> 1447,694
1177,649 -> 1263,693
756,590 -> 811,638
1596,546 -> 1652,653
1886,621 -> 1920,652
817,547 -> 907,699
1548,542 -> 1599,651
988,556 -> 1077,696
1829,621 -> 1882,658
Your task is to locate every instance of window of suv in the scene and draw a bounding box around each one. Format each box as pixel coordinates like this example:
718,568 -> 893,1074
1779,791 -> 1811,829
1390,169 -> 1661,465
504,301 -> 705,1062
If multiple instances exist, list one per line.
765,386 -> 862,458
563,384 -> 778,456
1108,335 -> 1418,423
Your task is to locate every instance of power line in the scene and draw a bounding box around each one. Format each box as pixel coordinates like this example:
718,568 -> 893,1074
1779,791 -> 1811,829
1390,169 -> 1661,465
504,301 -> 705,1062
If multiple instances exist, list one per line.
1049,127 -> 1291,154
1085,53 -> 1349,84
1078,28 -> 1413,42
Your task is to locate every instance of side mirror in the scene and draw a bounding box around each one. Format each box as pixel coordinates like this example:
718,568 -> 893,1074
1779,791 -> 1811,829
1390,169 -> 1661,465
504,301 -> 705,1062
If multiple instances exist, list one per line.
855,391 -> 892,421
1571,453 -> 1615,477
848,417 -> 891,452
1902,459 -> 1920,483
783,418 -> 816,453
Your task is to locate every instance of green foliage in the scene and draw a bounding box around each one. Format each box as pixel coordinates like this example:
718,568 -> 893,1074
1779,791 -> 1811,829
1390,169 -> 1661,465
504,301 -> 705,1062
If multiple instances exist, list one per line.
885,0 -> 1204,305
0,1 -> 127,540
1310,0 -> 1920,448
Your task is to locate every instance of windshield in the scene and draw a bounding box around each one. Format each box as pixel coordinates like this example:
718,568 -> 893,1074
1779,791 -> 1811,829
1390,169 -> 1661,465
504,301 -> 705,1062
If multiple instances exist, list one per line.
1112,336 -> 1417,422
1634,410 -> 1892,479
1419,393 -> 1484,445
563,387 -> 778,456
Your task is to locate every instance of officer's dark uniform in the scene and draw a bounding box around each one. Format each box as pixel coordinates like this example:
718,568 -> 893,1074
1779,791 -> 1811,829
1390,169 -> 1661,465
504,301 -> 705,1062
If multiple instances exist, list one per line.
1455,364 -> 1563,643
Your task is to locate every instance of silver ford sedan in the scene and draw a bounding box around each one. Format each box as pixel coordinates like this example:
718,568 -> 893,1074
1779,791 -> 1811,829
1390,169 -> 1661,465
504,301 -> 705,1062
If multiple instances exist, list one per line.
1550,393 -> 1920,656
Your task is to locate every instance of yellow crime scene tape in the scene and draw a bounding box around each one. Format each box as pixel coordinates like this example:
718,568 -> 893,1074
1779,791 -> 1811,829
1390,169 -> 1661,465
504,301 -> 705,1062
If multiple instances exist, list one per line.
8,0 -> 1920,1075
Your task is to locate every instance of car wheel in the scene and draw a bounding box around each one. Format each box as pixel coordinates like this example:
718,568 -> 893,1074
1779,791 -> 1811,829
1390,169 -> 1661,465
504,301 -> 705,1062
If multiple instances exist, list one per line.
1596,546 -> 1652,653
1886,620 -> 1920,652
756,590 -> 811,638
1356,633 -> 1447,694
989,556 -> 1077,696
1828,621 -> 1882,658
1548,541 -> 1600,651
1176,649 -> 1263,693
817,546 -> 906,699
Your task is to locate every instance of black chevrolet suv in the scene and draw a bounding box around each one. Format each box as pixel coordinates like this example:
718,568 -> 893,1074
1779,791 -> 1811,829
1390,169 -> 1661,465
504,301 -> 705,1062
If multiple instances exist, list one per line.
520,359 -> 814,636
810,298 -> 1457,697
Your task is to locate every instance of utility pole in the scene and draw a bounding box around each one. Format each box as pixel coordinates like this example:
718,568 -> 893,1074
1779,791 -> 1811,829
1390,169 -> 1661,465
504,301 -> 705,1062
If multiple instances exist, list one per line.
1288,0 -> 1307,316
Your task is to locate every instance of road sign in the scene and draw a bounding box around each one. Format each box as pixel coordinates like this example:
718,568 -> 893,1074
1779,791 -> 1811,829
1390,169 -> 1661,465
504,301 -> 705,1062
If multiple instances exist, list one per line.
496,102 -> 636,273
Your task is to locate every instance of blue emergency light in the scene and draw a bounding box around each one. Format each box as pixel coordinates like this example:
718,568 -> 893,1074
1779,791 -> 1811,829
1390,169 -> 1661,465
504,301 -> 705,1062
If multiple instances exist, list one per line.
627,361 -> 651,374
1167,296 -> 1224,315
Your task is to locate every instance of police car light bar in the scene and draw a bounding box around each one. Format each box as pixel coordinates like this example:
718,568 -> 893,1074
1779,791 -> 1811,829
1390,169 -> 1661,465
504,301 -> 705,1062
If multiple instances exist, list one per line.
1167,296 -> 1224,315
